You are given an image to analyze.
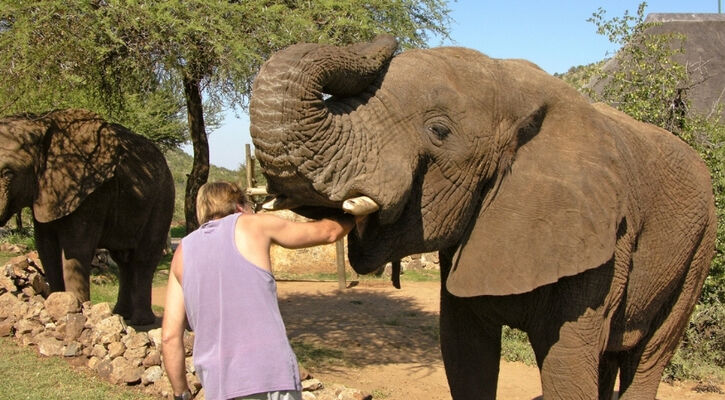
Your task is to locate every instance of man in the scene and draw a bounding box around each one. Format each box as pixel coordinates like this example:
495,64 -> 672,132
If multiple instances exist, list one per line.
162,182 -> 354,400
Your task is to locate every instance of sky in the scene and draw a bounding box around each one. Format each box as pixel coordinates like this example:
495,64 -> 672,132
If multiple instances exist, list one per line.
192,0 -> 722,170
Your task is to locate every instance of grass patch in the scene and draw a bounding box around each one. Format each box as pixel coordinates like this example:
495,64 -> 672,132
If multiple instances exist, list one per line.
399,269 -> 439,282
0,251 -> 16,266
500,326 -> 537,366
0,337 -> 157,400
290,340 -> 348,370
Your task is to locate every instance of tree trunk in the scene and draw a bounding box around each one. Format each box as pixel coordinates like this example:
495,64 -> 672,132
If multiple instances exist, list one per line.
183,74 -> 209,233
14,210 -> 23,232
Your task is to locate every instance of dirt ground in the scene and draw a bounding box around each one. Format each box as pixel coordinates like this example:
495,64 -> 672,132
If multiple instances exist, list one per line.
152,278 -> 724,400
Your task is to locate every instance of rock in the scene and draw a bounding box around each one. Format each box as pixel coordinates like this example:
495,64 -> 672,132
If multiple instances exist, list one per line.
87,302 -> 113,325
21,286 -> 35,298
299,365 -> 312,380
110,356 -> 143,384
37,308 -> 52,325
141,365 -> 163,385
63,341 -> 82,357
185,356 -> 195,373
14,318 -> 42,335
123,331 -> 150,349
0,293 -> 21,318
91,344 -> 108,359
0,319 -> 12,336
107,341 -> 127,359
123,345 -> 148,362
147,328 -> 162,349
187,372 -> 202,393
152,379 -> 173,398
88,356 -> 101,369
0,274 -> 15,292
336,387 -> 372,400
91,315 -> 126,345
44,292 -> 81,321
10,300 -> 29,321
302,391 -> 317,400
37,336 -> 65,357
64,313 -> 86,341
96,358 -> 113,380
24,300 -> 44,320
303,378 -> 324,391
29,273 -> 49,297
10,257 -> 30,279
77,327 -> 93,348
142,349 -> 161,367
183,331 -> 195,355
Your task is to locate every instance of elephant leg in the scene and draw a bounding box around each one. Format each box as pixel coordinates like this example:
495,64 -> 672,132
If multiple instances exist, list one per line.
61,248 -> 94,302
112,212 -> 166,326
529,319 -> 602,400
440,289 -> 501,400
33,221 -> 64,292
618,262 -> 711,397
112,250 -> 159,325
528,262 -> 625,400
55,212 -> 103,303
112,251 -> 134,320
438,247 -> 501,399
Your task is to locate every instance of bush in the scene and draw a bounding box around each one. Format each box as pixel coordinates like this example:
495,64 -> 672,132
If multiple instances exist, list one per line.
665,301 -> 725,382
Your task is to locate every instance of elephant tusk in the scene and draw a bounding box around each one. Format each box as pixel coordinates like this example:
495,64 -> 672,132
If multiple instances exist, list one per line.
261,196 -> 302,211
342,196 -> 380,216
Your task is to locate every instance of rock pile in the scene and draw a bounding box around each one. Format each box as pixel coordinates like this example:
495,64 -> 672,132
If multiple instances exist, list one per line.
0,252 -> 372,399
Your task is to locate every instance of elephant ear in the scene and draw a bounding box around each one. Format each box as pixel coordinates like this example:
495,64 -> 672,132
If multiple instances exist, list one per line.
33,110 -> 120,222
447,105 -> 623,296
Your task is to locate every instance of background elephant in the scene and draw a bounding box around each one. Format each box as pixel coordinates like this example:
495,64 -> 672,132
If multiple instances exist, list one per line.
248,36 -> 717,399
0,109 -> 174,325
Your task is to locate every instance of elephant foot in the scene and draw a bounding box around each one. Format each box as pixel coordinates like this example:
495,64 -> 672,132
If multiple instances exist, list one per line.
129,309 -> 159,326
112,304 -> 133,320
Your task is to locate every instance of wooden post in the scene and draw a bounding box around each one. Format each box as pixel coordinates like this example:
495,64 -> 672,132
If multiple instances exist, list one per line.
245,144 -> 255,189
336,239 -> 346,290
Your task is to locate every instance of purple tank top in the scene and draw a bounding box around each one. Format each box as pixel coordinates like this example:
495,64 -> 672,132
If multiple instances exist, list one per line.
181,213 -> 301,400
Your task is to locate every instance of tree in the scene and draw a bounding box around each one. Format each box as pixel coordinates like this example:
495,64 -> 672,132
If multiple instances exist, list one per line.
0,0 -> 452,232
0,1 -> 188,150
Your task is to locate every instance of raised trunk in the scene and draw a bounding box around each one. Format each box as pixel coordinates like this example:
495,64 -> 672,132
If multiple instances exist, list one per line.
249,35 -> 398,206
183,75 -> 209,233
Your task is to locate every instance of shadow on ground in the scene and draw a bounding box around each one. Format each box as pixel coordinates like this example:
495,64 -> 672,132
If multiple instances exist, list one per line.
278,282 -> 442,370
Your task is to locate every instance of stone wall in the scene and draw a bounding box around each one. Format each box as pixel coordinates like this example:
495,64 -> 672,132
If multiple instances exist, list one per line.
0,252 -> 372,400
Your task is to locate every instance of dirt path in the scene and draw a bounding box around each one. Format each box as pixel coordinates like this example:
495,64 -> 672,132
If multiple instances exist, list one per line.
152,280 -> 723,399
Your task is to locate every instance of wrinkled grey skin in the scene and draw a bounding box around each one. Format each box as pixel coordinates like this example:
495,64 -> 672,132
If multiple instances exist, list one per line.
249,36 -> 716,399
0,109 -> 174,325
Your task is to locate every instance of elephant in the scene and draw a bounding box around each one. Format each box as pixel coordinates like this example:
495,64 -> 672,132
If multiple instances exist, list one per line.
247,35 -> 718,399
0,109 -> 174,325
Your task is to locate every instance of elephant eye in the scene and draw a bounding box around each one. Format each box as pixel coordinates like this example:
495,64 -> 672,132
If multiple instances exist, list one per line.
427,123 -> 450,141
1,168 -> 13,179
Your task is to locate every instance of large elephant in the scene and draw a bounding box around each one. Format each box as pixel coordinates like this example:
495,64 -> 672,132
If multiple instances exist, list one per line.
0,109 -> 174,325
248,36 -> 717,399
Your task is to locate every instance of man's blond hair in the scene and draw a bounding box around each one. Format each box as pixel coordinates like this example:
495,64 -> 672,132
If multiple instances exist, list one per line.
196,181 -> 249,224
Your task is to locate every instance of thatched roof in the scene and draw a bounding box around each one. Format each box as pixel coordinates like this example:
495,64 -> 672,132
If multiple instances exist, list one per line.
643,13 -> 725,119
